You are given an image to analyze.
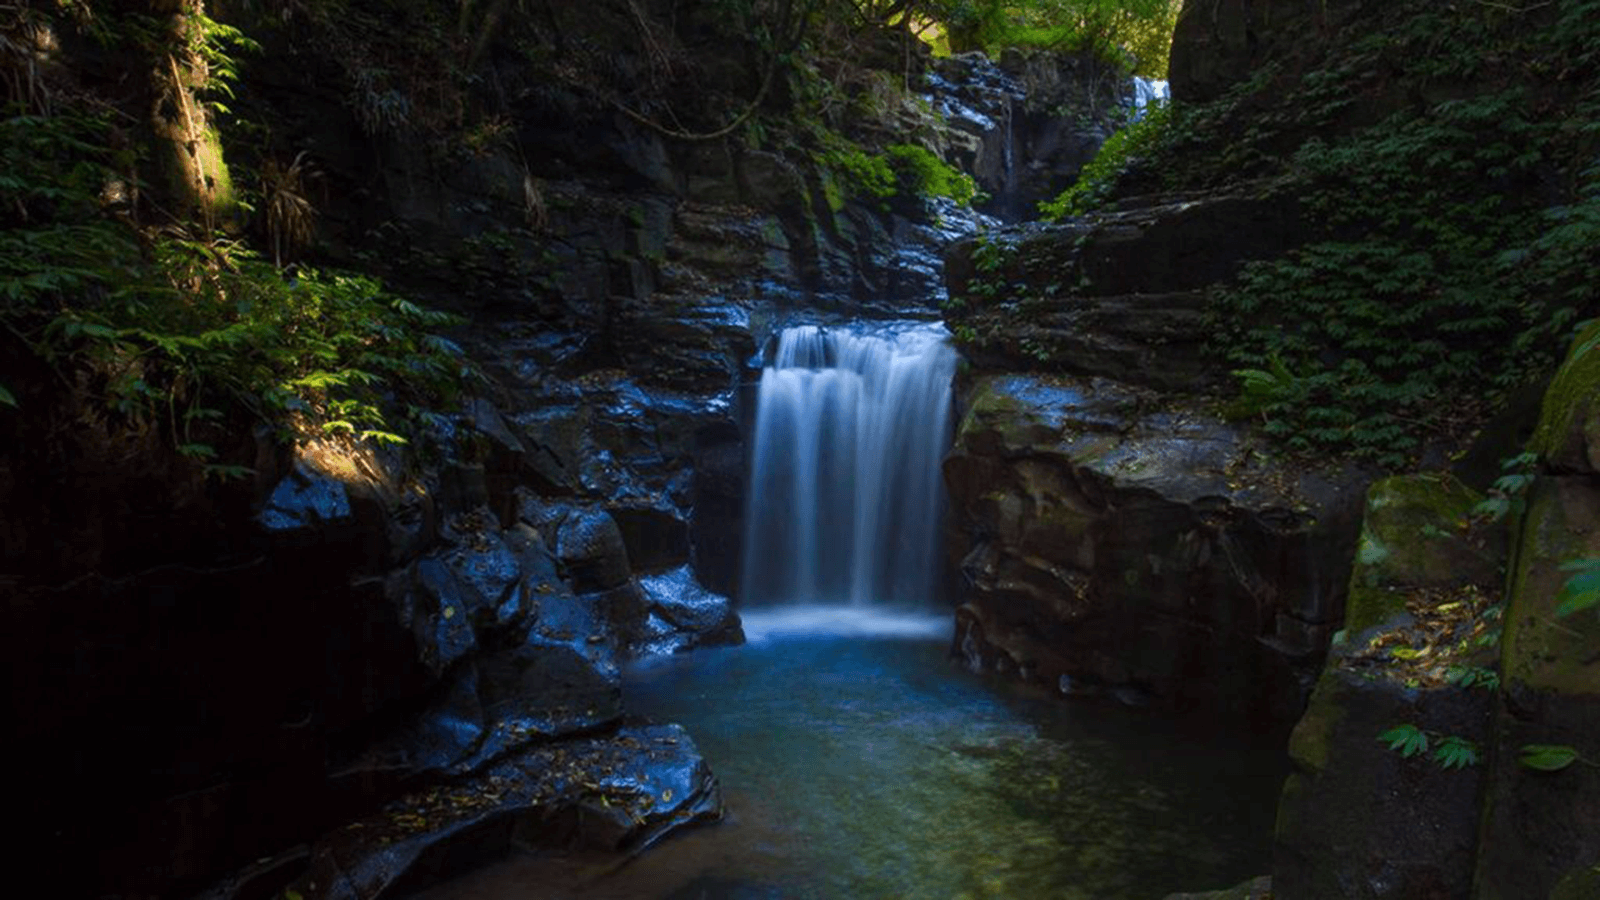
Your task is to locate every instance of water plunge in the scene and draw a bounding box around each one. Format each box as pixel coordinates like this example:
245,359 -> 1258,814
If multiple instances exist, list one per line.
740,322 -> 957,609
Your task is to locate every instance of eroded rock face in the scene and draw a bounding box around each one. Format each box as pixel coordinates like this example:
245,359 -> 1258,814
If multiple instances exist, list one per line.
943,373 -> 1367,718
1474,328 -> 1600,898
1168,0 -> 1364,104
943,186 -> 1305,391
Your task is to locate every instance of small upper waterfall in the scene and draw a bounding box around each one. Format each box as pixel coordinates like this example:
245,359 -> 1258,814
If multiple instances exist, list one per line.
741,322 -> 958,610
1131,76 -> 1170,119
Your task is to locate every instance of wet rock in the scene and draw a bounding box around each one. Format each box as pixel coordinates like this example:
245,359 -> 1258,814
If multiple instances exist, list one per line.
636,565 -> 744,656
556,508 -> 632,592
404,557 -> 481,676
943,373 -> 1367,718
283,724 -> 722,900
610,504 -> 691,572
925,50 -> 1126,222
258,459 -> 354,534
690,422 -> 747,597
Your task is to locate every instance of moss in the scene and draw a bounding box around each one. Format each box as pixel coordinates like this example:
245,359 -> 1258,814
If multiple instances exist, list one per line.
1354,473 -> 1492,586
1343,581 -> 1409,638
1501,477 -> 1600,695
1550,864 -> 1600,900
1286,670 -> 1347,775
1530,318 -> 1600,471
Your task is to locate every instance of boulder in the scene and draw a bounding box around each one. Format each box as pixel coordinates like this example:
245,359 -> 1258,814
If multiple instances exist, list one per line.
1529,319 -> 1600,475
1274,472 -> 1503,899
943,372 -> 1368,718
556,507 -> 633,592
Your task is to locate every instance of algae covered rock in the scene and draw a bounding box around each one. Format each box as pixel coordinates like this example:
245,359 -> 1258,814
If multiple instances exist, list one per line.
1344,472 -> 1501,638
1473,474 -> 1600,900
1529,318 -> 1600,475
1274,471 -> 1504,899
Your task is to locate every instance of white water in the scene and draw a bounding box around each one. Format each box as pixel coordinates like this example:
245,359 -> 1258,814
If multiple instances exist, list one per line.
740,322 -> 958,610
1131,76 -> 1170,120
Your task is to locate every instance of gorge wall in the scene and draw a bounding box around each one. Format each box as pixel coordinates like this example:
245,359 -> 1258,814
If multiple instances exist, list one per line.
1,3 -> 1134,897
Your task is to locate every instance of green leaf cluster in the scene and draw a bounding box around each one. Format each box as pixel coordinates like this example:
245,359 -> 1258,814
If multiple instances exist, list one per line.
1,111 -> 465,457
1107,1 -> 1600,466
1377,725 -> 1480,770
924,0 -> 1181,76
1040,101 -> 1168,220
818,136 -> 979,210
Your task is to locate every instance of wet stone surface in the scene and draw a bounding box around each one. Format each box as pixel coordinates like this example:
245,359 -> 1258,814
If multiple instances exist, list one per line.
274,724 -> 723,900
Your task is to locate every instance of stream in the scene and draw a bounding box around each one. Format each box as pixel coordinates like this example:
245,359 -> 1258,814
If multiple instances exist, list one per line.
417,608 -> 1286,900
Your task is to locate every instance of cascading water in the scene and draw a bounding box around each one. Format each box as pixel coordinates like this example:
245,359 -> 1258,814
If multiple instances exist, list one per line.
1131,75 -> 1170,120
740,322 -> 957,611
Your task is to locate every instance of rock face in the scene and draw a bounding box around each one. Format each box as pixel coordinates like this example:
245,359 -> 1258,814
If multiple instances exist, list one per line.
1473,320 -> 1600,899
926,50 -> 1129,222
943,184 -> 1306,392
1168,0 -> 1363,104
1274,473 -> 1501,899
943,372 -> 1366,718
1273,324 -> 1600,898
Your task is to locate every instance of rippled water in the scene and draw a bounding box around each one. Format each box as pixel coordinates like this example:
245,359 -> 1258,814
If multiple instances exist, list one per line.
419,610 -> 1287,900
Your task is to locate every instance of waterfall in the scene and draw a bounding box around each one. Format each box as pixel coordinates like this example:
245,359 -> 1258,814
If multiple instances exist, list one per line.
741,323 -> 957,610
1130,76 -> 1170,120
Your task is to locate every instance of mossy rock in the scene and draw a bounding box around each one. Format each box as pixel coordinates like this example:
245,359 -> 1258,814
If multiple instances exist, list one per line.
1531,319 -> 1600,475
1550,864 -> 1600,900
1343,472 -> 1499,635
1501,475 -> 1600,696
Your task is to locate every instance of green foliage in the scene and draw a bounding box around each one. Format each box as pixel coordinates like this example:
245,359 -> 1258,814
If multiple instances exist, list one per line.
1378,725 -> 1479,769
1433,734 -> 1480,770
1473,453 -> 1539,524
1378,724 -> 1429,758
1554,558 -> 1600,618
0,110 -> 464,454
1088,1 -> 1600,466
820,141 -> 898,204
1446,665 -> 1500,692
818,135 -> 978,210
885,143 -> 980,206
926,0 -> 1182,76
1040,101 -> 1168,219
1519,744 -> 1582,772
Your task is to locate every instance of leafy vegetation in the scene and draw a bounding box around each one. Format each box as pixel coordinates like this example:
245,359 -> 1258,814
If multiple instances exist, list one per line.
1039,100 -> 1167,219
1050,0 -> 1600,467
888,0 -> 1181,76
1378,724 -> 1480,770
0,6 -> 466,472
